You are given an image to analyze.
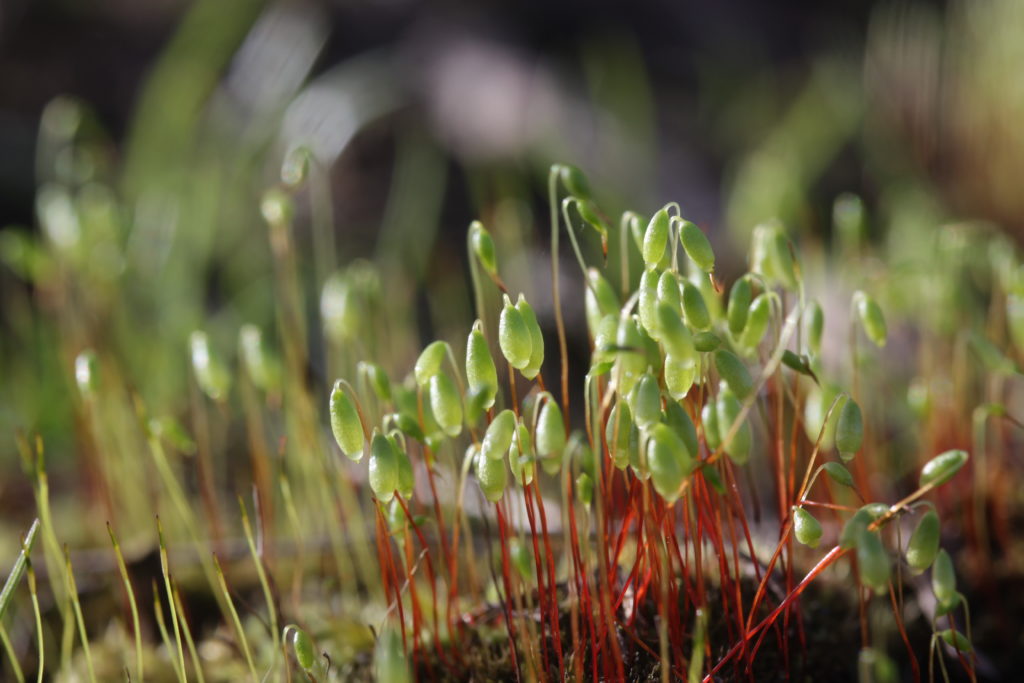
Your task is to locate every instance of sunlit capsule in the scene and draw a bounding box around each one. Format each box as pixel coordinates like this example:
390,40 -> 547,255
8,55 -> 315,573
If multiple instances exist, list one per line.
415,341 -> 448,386
321,273 -> 360,343
657,304 -> 695,362
469,221 -> 498,276
536,397 -> 566,460
657,270 -> 681,312
330,381 -> 364,460
716,386 -> 751,465
75,350 -> 99,398
499,295 -> 532,370
508,422 -> 536,486
931,549 -> 957,609
906,509 -> 940,572
647,423 -> 692,503
516,295 -> 545,379
680,281 -> 711,331
390,434 -> 414,500
559,163 -> 591,200
482,409 -> 516,461
260,188 -> 294,226
767,230 -> 798,290
606,402 -> 635,470
429,373 -> 463,438
510,538 -> 534,579
664,354 -> 697,400
369,431 -> 399,503
714,350 -> 753,400
738,294 -> 771,352
291,627 -> 315,671
476,445 -> 507,502
823,462 -> 854,488
853,291 -> 887,347
281,146 -> 311,187
793,506 -> 822,548
701,400 -> 721,450
585,268 -> 620,338
920,449 -> 968,488
643,208 -> 670,267
630,373 -> 662,430
678,219 -> 715,273
374,625 -> 411,683
857,529 -> 890,595
638,268 -> 661,336
835,398 -> 863,461
664,401 -> 698,457
805,300 -> 824,356
190,331 -> 230,401
576,472 -> 594,506
727,277 -> 752,337
613,316 -> 648,396
693,331 -> 721,352
466,320 -> 498,410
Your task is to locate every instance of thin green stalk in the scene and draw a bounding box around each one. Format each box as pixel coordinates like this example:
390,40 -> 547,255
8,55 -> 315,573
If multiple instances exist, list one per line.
27,561 -> 42,683
107,523 -> 144,682
157,518 -> 187,682
0,622 -> 24,683
152,584 -> 186,683
172,585 -> 206,683
63,547 -> 96,683
0,520 -> 39,622
212,555 -> 257,680
238,498 -> 279,643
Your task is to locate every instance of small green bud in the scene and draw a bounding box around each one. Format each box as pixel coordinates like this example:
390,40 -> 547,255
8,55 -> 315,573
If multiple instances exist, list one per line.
656,270 -> 681,312
321,273 -> 360,343
657,304 -> 695,362
716,386 -> 751,465
678,220 -> 714,272
714,350 -> 753,399
330,381 -> 364,460
937,629 -> 972,653
638,268 -> 660,336
469,221 -> 498,275
415,341 -> 449,386
792,506 -> 822,548
260,188 -> 294,226
664,354 -> 697,400
510,538 -> 534,579
643,208 -> 670,267
822,462 -> 854,488
805,301 -> 824,356
559,164 -> 591,200
693,331 -> 721,352
905,510 -> 940,572
835,398 -> 863,461
576,472 -> 594,506
630,373 -> 662,430
281,145 -> 311,187
516,295 -> 545,379
613,317 -> 647,396
726,277 -> 752,337
291,627 -> 315,671
701,400 -> 721,450
429,373 -> 463,437
374,625 -> 411,683
853,291 -> 887,347
75,350 -> 99,397
466,321 -> 498,410
628,212 -> 645,254
857,529 -> 890,595
932,549 -> 957,609
369,431 -> 399,502
482,410 -> 516,460
738,293 -> 771,352
647,423 -> 692,503
190,331 -> 230,401
536,398 -> 566,460
681,281 -> 711,331
606,402 -> 635,470
509,422 -> 536,486
585,268 -> 620,337
475,445 -> 507,502
391,435 -> 414,499
920,449 -> 968,488
499,295 -> 532,370
664,401 -> 699,457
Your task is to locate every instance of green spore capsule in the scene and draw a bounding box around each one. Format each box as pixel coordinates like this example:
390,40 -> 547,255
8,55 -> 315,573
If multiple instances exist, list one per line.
360,361 -> 391,402
853,291 -> 887,347
190,331 -> 230,401
585,268 -> 619,337
701,400 -> 721,450
508,423 -> 536,486
823,462 -> 854,488
839,507 -> 873,550
374,625 -> 411,683
510,538 -> 534,579
664,401 -> 699,457
482,410 -> 516,461
693,331 -> 721,352
805,300 -> 824,356
647,423 -> 692,503
937,629 -> 972,653
475,445 -> 507,502
906,509 -> 940,572
499,295 -> 532,370
681,280 -> 711,331
321,273 -> 360,343
643,208 -> 670,267
716,386 -> 751,465
516,295 -> 545,379
369,431 -> 399,503
75,349 -> 99,397
738,293 -> 771,352
536,398 -> 566,459
792,506 -> 823,548
576,472 -> 594,506
630,373 -> 662,430
657,270 -> 681,312
330,381 -> 364,460
469,221 -> 498,276
932,549 -> 957,609
559,163 -> 591,200
657,304 -> 695,362
606,402 -> 635,470
920,449 -> 968,488
429,373 -> 463,437
391,435 -> 415,499
727,277 -> 752,337
415,341 -> 449,386
291,627 -> 315,671
714,350 -> 753,399
466,321 -> 498,410
768,230 -> 798,290
678,219 -> 714,272
857,529 -> 890,595
638,268 -> 661,336
835,398 -> 863,461
664,354 -> 697,400
613,316 -> 648,396
803,384 -> 844,450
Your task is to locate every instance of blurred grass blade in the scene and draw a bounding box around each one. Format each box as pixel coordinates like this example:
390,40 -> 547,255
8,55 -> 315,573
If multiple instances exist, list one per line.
0,519 -> 40,622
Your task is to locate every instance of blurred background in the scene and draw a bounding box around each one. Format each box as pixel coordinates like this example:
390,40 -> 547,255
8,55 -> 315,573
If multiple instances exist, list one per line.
2,0 -> 1024,513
